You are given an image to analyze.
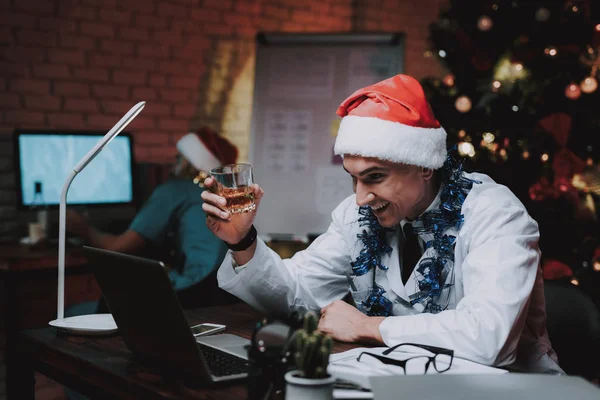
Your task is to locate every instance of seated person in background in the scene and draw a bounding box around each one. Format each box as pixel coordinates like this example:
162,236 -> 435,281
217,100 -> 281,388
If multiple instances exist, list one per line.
201,75 -> 563,374
67,127 -> 239,308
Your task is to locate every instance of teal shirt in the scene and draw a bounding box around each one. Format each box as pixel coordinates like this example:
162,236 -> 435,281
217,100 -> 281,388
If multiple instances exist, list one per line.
129,179 -> 227,291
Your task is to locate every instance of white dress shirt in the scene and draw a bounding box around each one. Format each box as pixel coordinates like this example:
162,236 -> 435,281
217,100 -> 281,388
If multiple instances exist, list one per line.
218,172 -> 562,373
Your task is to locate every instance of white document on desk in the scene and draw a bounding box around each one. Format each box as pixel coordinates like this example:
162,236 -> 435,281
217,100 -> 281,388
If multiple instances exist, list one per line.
328,347 -> 508,391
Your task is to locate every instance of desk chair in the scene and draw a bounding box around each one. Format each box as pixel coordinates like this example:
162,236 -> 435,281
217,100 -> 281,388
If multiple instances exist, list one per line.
543,280 -> 600,380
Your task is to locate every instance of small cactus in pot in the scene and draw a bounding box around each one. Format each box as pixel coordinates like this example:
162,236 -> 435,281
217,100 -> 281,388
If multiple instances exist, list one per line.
292,311 -> 333,379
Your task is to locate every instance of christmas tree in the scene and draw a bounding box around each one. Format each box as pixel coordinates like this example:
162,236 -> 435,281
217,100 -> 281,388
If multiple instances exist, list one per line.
421,0 -> 600,290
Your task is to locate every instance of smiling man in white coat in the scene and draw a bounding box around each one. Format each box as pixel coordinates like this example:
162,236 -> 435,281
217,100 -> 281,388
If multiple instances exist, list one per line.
201,74 -> 562,374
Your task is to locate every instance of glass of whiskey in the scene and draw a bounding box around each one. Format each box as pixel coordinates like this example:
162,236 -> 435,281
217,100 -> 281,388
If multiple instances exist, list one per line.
210,163 -> 256,214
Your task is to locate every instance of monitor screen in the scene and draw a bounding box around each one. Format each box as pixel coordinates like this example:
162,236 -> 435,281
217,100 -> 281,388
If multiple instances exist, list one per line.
16,131 -> 135,207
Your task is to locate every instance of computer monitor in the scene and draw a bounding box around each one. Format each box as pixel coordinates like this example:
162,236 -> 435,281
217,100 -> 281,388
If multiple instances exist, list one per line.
14,130 -> 136,208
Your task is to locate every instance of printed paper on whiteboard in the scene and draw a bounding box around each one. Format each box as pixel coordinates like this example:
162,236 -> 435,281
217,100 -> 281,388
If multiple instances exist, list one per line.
267,51 -> 335,99
314,166 -> 352,215
263,109 -> 312,173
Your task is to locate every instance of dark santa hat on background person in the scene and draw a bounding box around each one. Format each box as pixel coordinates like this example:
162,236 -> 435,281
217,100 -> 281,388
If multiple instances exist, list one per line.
176,127 -> 238,172
334,74 -> 447,170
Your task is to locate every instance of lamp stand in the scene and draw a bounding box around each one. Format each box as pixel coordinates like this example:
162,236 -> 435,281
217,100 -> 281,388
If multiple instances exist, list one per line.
48,170 -> 117,335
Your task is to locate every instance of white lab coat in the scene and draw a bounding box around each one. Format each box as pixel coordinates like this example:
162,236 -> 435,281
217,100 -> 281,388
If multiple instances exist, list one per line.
218,172 -> 561,373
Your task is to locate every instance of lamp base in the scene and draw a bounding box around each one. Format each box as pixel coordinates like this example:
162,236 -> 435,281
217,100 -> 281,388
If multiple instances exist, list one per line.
49,314 -> 118,335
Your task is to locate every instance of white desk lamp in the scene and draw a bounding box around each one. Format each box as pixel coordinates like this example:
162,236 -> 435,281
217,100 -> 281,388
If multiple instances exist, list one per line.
49,101 -> 146,335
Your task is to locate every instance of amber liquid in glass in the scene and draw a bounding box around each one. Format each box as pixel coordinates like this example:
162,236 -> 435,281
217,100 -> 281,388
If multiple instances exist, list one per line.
221,186 -> 256,214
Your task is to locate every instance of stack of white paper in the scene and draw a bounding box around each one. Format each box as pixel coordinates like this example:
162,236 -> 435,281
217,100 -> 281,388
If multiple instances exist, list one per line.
328,347 -> 508,390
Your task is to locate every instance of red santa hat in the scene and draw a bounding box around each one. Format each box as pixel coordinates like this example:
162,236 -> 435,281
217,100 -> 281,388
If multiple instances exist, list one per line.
176,127 -> 238,172
334,74 -> 447,169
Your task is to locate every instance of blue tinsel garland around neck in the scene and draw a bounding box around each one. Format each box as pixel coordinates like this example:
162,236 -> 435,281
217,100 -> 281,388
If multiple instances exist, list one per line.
351,149 -> 480,317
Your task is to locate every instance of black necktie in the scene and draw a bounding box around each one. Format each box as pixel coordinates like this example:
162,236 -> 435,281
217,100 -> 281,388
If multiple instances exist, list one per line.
401,223 -> 421,284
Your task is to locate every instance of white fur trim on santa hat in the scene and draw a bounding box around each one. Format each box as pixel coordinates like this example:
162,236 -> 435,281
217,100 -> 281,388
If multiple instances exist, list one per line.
334,115 -> 447,169
176,132 -> 221,172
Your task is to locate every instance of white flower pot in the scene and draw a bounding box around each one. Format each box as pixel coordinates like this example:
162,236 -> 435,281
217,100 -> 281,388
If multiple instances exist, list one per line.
284,370 -> 335,400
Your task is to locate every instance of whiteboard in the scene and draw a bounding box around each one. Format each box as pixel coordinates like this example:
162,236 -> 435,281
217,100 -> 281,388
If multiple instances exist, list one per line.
250,33 -> 405,238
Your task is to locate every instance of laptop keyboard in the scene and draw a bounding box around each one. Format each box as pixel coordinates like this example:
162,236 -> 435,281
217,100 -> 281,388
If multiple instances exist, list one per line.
199,344 -> 249,377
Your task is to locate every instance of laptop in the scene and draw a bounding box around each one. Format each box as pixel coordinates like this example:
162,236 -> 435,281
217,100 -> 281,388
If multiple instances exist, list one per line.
83,245 -> 251,384
370,374 -> 600,400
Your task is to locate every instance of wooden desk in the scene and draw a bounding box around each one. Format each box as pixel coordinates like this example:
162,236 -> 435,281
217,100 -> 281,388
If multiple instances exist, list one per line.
0,243 -> 101,400
16,303 -> 357,400
0,242 -> 87,271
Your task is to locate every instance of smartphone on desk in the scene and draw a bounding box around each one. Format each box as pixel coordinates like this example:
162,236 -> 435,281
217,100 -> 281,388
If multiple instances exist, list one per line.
190,323 -> 226,337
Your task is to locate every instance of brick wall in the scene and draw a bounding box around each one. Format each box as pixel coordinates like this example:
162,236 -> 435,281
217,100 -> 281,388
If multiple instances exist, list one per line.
0,0 -> 446,236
